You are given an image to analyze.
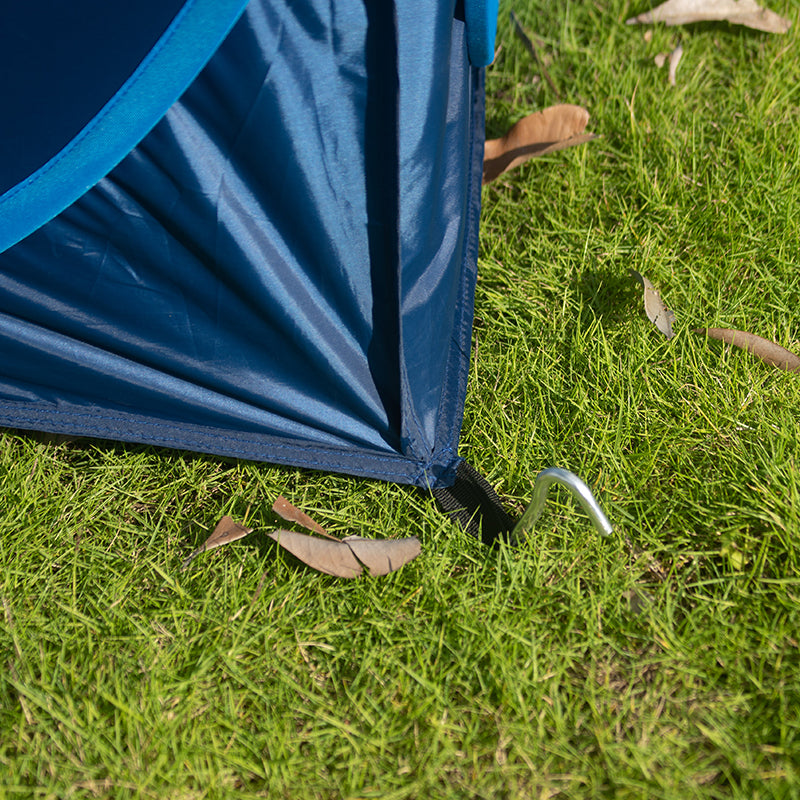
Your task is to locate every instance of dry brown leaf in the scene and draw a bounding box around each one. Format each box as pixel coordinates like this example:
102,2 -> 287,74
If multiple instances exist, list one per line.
626,0 -> 790,33
695,328 -> 800,371
342,535 -> 422,577
622,587 -> 656,616
483,105 -> 596,184
631,270 -> 676,338
269,530 -> 363,578
181,515 -> 253,569
269,530 -> 421,578
272,495 -> 335,539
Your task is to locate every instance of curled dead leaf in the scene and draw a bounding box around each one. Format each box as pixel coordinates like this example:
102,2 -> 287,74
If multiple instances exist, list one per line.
631,270 -> 676,338
272,495 -> 334,539
483,105 -> 597,184
269,530 -> 363,578
269,530 -> 421,578
342,535 -> 423,577
626,0 -> 790,33
695,328 -> 800,371
182,515 -> 253,569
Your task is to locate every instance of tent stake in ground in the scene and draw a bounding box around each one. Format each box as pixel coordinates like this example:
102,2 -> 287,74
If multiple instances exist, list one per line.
510,468 -> 614,545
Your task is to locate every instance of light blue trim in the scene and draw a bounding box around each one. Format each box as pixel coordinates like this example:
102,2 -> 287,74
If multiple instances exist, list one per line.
0,0 -> 250,253
464,0 -> 499,67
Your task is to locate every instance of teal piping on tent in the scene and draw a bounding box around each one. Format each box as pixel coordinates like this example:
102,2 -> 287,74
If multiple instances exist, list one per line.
464,0 -> 499,66
0,0 -> 250,254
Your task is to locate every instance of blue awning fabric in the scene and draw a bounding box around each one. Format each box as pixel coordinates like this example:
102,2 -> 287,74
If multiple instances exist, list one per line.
0,0 -> 487,488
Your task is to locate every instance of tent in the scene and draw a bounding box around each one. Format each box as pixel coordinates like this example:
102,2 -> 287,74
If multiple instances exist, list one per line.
0,0 -> 500,496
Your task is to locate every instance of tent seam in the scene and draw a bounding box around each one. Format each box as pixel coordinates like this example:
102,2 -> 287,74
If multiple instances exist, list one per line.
0,403 -> 423,463
0,416 -> 426,481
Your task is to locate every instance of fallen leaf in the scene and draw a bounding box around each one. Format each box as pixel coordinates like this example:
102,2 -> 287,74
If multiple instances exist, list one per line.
631,270 -> 675,338
182,515 -> 253,569
626,0 -> 790,33
342,535 -> 422,577
483,105 -> 596,184
695,328 -> 800,371
269,530 -> 363,577
272,495 -> 335,539
269,530 -> 421,578
668,43 -> 683,85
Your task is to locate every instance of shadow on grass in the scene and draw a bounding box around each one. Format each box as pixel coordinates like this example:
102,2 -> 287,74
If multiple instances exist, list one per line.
576,266 -> 639,329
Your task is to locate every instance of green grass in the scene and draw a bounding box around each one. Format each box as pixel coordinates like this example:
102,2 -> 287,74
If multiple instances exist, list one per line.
3,1 -> 800,796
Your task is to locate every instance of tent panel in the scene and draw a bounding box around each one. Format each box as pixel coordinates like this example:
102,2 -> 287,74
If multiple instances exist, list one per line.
396,5 -> 483,477
0,0 -> 485,488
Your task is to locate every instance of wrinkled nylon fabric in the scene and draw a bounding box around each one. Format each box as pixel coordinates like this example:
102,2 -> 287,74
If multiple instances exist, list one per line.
0,0 -> 484,487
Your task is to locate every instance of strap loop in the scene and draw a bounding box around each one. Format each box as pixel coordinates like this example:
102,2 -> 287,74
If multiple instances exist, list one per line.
431,460 -> 515,545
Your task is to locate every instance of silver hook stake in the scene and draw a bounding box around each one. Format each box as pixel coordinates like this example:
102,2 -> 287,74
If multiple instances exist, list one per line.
510,467 -> 613,543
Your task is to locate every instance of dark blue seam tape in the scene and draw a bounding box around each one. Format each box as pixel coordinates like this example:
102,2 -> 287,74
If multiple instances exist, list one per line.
0,405 -> 434,484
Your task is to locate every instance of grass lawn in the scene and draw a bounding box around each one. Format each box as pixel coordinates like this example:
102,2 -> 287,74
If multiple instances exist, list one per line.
2,0 -> 800,797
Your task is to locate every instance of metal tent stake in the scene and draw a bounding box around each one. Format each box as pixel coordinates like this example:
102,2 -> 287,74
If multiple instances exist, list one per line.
510,467 -> 614,543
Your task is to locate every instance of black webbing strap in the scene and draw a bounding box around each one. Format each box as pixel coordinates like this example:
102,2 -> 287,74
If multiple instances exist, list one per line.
431,460 -> 517,545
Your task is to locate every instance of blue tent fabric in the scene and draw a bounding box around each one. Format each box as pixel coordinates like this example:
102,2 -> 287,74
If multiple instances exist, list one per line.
0,0 -> 251,253
0,0 -> 490,489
